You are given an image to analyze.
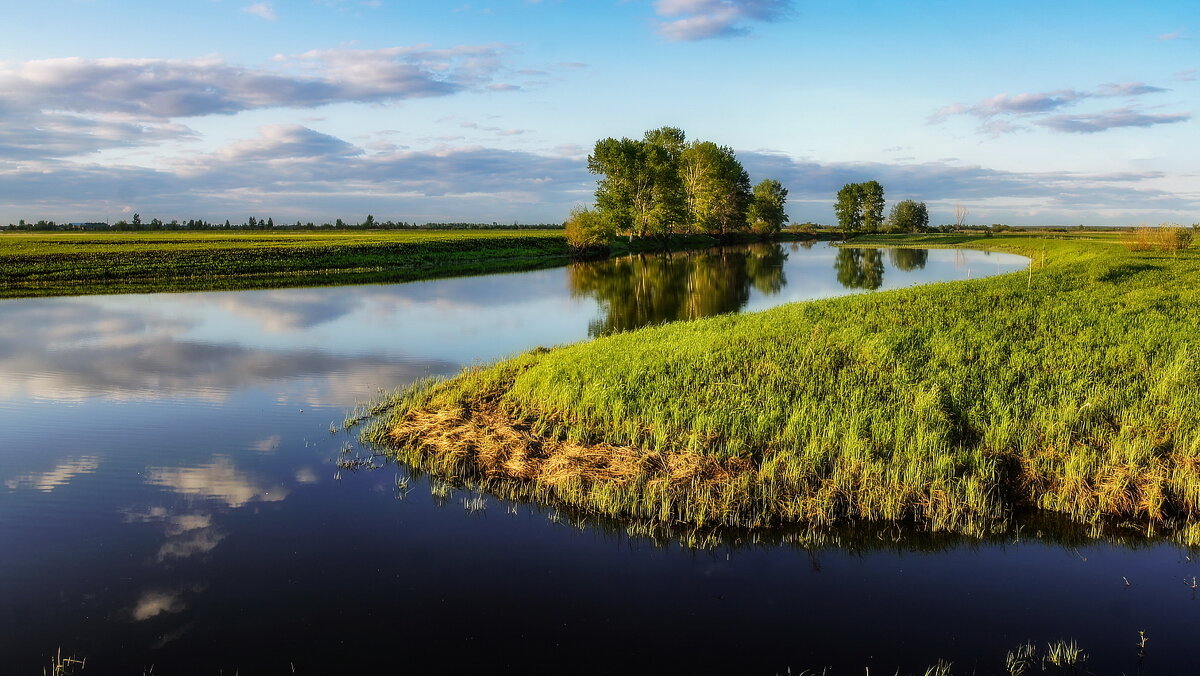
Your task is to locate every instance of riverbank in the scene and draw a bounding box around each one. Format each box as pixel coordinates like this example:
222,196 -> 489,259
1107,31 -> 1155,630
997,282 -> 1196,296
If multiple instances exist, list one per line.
0,230 -> 570,298
362,233 -> 1200,543
0,229 -> 824,298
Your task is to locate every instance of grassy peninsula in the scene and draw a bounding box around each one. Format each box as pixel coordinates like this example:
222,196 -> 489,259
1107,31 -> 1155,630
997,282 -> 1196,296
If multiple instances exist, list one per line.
363,233 -> 1200,543
0,229 -> 570,298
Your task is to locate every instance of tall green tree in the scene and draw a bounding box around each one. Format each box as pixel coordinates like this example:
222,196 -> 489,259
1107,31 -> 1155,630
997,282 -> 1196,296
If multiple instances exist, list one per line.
747,179 -> 789,234
860,180 -> 886,232
889,199 -> 929,233
835,181 -> 887,236
680,141 -> 750,235
834,183 -> 863,237
642,127 -> 687,233
589,137 -> 679,239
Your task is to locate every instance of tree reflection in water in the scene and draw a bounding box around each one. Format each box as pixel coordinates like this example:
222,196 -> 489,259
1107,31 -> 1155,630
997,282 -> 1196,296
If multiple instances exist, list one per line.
569,244 -> 788,336
834,248 -> 885,290
888,247 -> 928,272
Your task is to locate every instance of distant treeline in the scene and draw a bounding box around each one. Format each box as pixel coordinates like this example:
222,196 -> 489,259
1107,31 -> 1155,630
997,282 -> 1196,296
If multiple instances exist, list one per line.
1,215 -> 563,232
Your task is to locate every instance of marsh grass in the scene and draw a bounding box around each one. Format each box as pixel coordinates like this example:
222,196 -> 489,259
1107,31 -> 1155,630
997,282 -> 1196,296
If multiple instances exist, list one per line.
363,234 -> 1200,543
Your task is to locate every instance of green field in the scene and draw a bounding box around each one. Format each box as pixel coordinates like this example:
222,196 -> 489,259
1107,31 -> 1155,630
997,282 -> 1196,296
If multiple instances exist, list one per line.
0,230 -> 569,297
363,232 -> 1200,543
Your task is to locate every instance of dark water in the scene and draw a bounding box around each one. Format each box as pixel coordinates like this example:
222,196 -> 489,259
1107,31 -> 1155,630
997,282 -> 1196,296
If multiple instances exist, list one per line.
3,243 -> 1194,674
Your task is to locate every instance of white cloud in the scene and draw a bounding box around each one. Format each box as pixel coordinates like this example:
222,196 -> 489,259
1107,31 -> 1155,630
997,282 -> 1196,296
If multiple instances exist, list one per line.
0,46 -> 512,123
655,0 -> 792,41
1036,108 -> 1191,134
242,2 -> 277,20
929,80 -> 1185,135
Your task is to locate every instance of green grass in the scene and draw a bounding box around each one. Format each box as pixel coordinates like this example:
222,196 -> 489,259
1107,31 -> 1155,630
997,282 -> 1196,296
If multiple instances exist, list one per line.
363,233 -> 1200,543
0,230 -> 569,297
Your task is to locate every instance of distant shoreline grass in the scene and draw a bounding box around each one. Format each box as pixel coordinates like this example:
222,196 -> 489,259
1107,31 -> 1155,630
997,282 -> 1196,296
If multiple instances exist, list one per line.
362,233 -> 1200,544
0,229 -> 818,298
0,229 -> 570,298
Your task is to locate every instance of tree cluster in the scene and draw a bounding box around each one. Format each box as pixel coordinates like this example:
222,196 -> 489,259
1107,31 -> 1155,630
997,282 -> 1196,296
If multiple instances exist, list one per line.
888,199 -> 929,233
834,182 -> 932,236
575,126 -> 788,247
833,181 -> 886,235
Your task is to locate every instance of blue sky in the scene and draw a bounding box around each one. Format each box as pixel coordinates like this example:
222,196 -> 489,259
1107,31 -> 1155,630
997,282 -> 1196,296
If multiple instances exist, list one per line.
0,0 -> 1195,225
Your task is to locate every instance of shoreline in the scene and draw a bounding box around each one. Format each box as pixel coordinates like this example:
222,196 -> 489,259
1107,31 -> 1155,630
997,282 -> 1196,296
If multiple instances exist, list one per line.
361,233 -> 1200,543
0,228 -> 828,299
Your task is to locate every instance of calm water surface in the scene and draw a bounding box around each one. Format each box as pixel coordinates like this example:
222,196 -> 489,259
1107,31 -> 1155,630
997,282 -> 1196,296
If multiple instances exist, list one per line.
2,244 -> 1195,674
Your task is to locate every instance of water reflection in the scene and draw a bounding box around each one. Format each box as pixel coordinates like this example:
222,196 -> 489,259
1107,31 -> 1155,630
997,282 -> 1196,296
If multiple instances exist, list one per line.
0,244 -> 1041,674
569,244 -> 788,335
4,456 -> 101,491
570,244 -> 961,335
834,248 -> 885,290
888,247 -> 929,271
146,456 -> 289,508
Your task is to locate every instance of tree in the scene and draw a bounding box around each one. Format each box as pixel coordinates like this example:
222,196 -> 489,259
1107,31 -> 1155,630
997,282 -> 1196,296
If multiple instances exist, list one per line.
362,214 -> 375,228
889,200 -> 929,233
680,141 -> 750,235
641,127 -> 687,234
590,136 -> 676,238
834,183 -> 863,238
747,179 -> 789,234
955,204 -> 969,229
248,216 -> 257,227
564,206 -> 614,250
132,212 -> 141,227
860,181 -> 885,232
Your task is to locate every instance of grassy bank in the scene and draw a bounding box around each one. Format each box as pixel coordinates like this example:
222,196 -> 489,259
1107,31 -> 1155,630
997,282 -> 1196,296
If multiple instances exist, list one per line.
0,230 -> 572,297
362,233 -> 1200,543
0,229 -> 782,298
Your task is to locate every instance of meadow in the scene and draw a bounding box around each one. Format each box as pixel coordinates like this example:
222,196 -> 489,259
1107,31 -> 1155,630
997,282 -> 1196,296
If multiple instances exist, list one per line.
0,229 -> 569,297
362,232 -> 1200,543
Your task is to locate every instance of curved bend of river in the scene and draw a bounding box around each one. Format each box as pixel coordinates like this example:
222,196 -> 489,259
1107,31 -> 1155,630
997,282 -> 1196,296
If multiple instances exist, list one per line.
3,243 -> 1191,674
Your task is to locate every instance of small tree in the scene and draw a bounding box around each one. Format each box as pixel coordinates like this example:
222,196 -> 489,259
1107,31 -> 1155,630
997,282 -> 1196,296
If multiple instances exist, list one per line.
564,206 -> 614,250
954,204 -> 969,229
747,179 -> 789,234
888,200 -> 929,233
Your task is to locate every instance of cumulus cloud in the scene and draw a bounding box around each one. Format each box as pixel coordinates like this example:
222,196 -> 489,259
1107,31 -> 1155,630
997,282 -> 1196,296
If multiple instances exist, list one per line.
655,0 -> 791,41
930,80 -> 1184,135
0,112 -> 195,160
0,45 -> 517,161
0,47 -> 509,120
213,124 -> 361,163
